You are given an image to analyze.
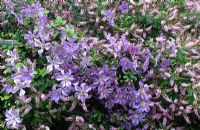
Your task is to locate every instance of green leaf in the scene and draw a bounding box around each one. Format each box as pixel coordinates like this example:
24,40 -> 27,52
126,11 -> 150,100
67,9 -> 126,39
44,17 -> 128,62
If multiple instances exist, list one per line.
44,9 -> 49,15
24,18 -> 31,26
65,28 -> 75,38
56,16 -> 62,23
3,67 -> 12,74
38,68 -> 47,77
53,83 -> 59,88
55,16 -> 66,26
3,95 -> 11,100
46,104 -> 52,109
174,48 -> 189,65
61,104 -> 67,110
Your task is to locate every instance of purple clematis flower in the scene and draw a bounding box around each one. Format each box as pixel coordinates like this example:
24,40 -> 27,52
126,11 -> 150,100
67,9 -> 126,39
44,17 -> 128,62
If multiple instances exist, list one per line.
143,48 -> 151,72
12,66 -> 34,81
49,87 -> 64,103
93,69 -> 110,86
155,35 -> 166,47
120,33 -> 129,48
104,10 -> 115,27
154,51 -> 162,66
129,110 -> 145,126
93,74 -> 109,87
21,4 -> 37,18
37,15 -> 48,28
119,1 -> 129,13
103,32 -> 121,58
46,55 -> 63,73
34,39 -> 50,56
128,90 -> 140,108
160,58 -> 170,69
75,83 -> 92,103
24,31 -> 38,48
63,42 -> 78,61
56,70 -> 75,88
5,108 -> 22,129
126,44 -> 141,56
120,57 -> 130,71
21,2 -> 42,18
80,52 -> 92,67
136,99 -> 153,113
18,88 -> 27,101
38,28 -> 54,42
143,57 -> 150,72
60,86 -> 73,97
138,81 -> 149,100
2,83 -> 13,94
12,80 -> 31,94
166,38 -> 178,57
98,82 -> 113,99
53,43 -> 67,56
114,88 -> 127,106
105,100 -> 115,109
120,57 -> 136,71
5,49 -> 19,66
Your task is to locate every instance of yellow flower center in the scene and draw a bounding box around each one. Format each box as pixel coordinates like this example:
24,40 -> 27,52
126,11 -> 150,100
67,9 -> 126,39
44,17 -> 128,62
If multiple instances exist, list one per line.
140,89 -> 145,94
141,101 -> 145,107
134,114 -> 138,119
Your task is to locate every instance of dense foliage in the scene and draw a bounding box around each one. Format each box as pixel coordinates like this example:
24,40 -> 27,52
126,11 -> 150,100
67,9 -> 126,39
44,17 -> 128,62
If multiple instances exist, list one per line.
0,0 -> 200,130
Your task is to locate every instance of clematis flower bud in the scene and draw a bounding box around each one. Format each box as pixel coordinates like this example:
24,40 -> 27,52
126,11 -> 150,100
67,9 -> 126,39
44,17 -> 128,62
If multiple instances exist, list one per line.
174,85 -> 178,93
24,106 -> 32,115
41,94 -> 48,101
35,96 -> 40,107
